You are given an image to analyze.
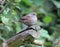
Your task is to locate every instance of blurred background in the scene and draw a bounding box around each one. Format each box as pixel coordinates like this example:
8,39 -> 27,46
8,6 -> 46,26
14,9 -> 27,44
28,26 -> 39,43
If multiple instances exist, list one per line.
0,0 -> 60,47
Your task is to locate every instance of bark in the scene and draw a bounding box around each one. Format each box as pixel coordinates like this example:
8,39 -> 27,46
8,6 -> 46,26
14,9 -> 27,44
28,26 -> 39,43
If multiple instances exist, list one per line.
0,31 -> 34,47
0,25 -> 42,47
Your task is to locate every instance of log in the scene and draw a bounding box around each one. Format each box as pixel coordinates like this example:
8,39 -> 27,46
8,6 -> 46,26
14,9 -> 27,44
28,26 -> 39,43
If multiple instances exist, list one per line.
0,30 -> 34,47
0,26 -> 42,47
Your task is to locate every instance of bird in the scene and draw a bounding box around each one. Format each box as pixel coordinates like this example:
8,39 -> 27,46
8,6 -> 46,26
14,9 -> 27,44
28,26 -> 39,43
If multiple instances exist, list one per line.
20,12 -> 37,26
20,12 -> 41,38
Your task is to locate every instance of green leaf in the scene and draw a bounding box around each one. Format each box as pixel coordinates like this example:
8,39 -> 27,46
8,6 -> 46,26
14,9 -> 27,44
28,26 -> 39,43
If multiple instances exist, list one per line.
19,3 -> 30,14
1,16 -> 9,24
15,22 -> 22,33
32,0 -> 44,6
12,10 -> 17,16
22,0 -> 33,6
5,26 -> 13,31
15,0 -> 21,2
0,24 -> 4,30
43,16 -> 52,24
40,29 -> 51,40
3,8 -> 10,15
52,0 -> 60,8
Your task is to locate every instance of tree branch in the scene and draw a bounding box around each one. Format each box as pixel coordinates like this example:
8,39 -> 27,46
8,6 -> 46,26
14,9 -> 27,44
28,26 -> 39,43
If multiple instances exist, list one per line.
0,30 -> 34,47
0,27 -> 44,47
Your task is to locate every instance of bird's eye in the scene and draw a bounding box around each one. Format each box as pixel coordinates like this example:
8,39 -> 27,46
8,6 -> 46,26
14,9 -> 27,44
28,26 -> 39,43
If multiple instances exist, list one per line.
33,13 -> 35,15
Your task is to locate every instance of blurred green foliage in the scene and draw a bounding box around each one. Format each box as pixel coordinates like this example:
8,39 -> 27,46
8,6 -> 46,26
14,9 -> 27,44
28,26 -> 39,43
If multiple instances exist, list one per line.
0,0 -> 60,47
